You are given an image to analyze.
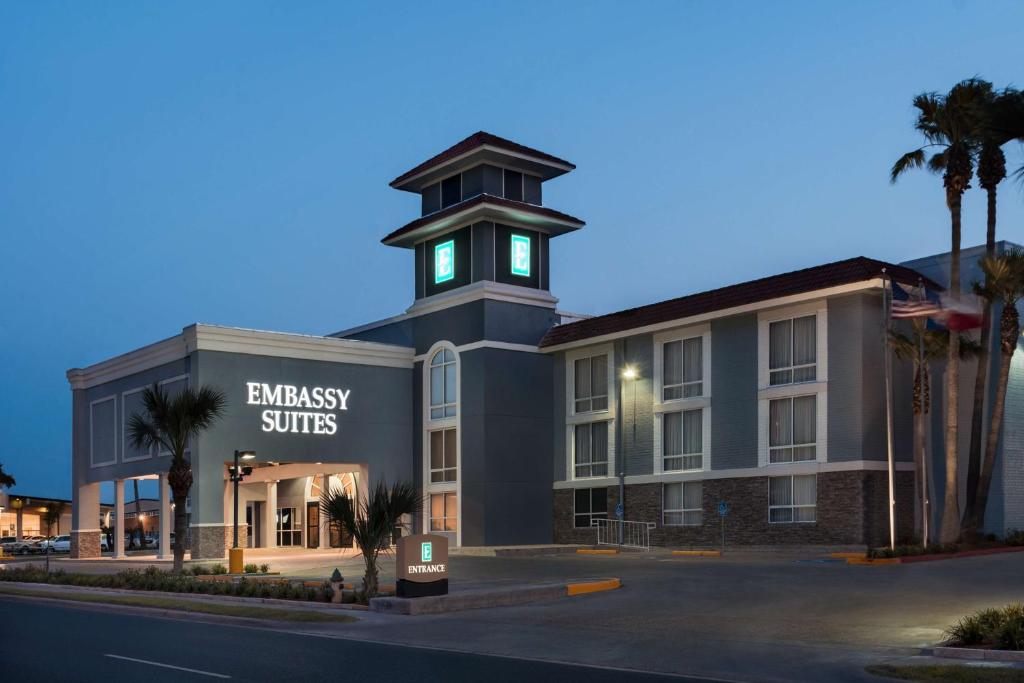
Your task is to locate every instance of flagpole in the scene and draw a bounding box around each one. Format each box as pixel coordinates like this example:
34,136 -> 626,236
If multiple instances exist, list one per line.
882,269 -> 897,551
916,277 -> 929,548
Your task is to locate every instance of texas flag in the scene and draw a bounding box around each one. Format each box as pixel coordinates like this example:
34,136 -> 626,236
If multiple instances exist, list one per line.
891,284 -> 983,331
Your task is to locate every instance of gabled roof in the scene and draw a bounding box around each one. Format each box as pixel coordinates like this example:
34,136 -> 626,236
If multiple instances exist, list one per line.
538,257 -> 938,349
389,131 -> 576,192
381,193 -> 585,247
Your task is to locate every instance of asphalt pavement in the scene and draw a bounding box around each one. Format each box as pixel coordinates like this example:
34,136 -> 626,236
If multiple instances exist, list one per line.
0,598 -> 711,682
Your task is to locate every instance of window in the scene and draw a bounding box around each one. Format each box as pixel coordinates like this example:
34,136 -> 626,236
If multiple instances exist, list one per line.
429,349 -> 457,419
574,354 -> 608,413
430,492 -> 457,532
769,315 -> 816,385
769,475 -> 816,523
510,234 -> 531,277
662,409 -> 703,471
276,507 -> 301,546
434,240 -> 455,284
663,337 -> 703,400
503,169 -> 523,201
441,174 -> 461,208
430,428 -> 457,483
769,395 -> 816,463
574,421 -> 609,478
574,488 -> 608,528
663,481 -> 702,526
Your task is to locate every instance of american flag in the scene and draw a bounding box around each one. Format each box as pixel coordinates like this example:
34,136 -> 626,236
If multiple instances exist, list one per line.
891,299 -> 941,319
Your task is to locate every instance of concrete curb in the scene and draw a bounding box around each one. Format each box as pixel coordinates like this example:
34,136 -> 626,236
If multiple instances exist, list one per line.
368,577 -> 621,615
576,549 -> 618,555
672,550 -> 721,558
931,646 -> 1024,662
847,546 -> 1024,565
0,580 -> 366,612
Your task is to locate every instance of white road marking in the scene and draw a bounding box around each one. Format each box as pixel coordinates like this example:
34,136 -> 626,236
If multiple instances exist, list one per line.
104,654 -> 231,679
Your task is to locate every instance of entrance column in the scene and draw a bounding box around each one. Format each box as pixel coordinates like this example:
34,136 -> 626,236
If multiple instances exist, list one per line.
70,482 -> 102,558
15,507 -> 23,538
263,481 -> 277,549
114,479 -> 126,559
318,474 -> 330,549
158,473 -> 171,560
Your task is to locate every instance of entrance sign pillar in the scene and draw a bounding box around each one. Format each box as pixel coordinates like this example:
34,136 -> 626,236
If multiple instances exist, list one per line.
158,473 -> 171,559
114,479 -> 126,559
263,481 -> 277,549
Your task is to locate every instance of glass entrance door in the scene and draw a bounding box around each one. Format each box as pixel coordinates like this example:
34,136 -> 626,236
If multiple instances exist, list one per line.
306,502 -> 319,549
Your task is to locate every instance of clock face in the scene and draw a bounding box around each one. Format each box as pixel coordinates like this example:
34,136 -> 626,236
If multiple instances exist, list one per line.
434,240 -> 455,283
511,234 -> 531,277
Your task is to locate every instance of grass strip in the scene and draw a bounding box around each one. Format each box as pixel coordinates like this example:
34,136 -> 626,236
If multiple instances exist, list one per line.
866,664 -> 1024,682
0,585 -> 356,623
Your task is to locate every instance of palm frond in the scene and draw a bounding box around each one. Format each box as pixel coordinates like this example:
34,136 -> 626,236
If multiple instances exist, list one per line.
0,462 -> 16,489
890,149 -> 927,183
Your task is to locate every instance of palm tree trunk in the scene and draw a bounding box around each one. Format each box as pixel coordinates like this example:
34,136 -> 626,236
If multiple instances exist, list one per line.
963,186 -> 998,535
940,192 -> 962,544
973,306 -> 1019,531
912,362 -> 926,543
362,550 -> 379,599
172,493 -> 188,572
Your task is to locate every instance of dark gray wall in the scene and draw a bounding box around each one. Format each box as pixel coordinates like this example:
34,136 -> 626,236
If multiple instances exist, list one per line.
191,350 -> 413,525
710,314 -> 758,470
73,357 -> 192,486
618,335 -> 654,477
460,347 -> 553,545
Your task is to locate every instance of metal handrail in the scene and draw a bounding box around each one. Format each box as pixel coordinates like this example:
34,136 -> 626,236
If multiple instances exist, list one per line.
592,518 -> 656,550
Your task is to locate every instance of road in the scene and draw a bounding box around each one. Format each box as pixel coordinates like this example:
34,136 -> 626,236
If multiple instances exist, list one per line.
0,598 -> 710,682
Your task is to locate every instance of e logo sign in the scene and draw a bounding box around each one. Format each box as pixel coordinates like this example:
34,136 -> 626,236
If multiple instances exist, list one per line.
511,234 -> 530,277
421,541 -> 432,563
435,240 -> 455,283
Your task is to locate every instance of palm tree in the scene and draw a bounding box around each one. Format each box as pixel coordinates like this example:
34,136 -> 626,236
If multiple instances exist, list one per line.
0,463 -> 14,489
891,78 -> 990,542
320,480 -> 420,601
891,327 -> 978,545
42,501 -> 66,537
127,384 -> 227,572
963,87 -> 1024,534
970,250 -> 1024,532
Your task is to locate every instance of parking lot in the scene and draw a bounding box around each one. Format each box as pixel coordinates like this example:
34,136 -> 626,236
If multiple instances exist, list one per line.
5,545 -> 1022,681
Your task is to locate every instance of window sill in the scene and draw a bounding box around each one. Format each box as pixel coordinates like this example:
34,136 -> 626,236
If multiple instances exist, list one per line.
653,396 -> 711,413
758,381 -> 826,400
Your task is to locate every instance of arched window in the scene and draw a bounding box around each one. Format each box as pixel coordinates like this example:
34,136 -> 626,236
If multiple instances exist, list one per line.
429,348 -> 457,419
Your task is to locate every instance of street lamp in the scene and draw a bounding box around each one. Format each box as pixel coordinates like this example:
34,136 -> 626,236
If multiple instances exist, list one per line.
229,450 -> 256,574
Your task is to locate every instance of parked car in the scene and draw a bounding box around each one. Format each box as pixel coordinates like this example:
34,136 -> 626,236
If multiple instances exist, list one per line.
51,535 -> 71,552
8,536 -> 45,554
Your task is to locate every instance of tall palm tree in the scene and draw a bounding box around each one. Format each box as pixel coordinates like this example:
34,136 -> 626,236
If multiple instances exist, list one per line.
320,480 -> 420,601
0,463 -> 14,489
891,78 -> 990,542
891,327 -> 977,544
128,384 -> 227,572
971,249 -> 1024,532
963,87 -> 1024,534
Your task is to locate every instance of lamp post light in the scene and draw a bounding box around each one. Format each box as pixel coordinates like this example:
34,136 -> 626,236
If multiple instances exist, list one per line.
229,450 -> 256,574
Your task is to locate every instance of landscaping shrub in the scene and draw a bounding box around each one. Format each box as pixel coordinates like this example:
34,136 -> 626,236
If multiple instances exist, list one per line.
259,563 -> 269,573
209,564 -> 228,575
243,563 -> 258,574
190,564 -> 209,576
945,604 -> 1024,649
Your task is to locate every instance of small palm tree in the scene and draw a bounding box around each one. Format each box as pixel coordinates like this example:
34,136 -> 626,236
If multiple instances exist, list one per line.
969,249 -> 1024,532
0,462 -> 14,489
128,384 -> 227,573
891,78 -> 991,543
320,480 -> 420,601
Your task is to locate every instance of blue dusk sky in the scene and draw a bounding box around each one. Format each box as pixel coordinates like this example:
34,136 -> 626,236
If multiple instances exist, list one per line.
1,2 -> 1023,499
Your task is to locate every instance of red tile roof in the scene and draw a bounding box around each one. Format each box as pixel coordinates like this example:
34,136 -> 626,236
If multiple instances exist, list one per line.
539,257 -> 938,348
389,131 -> 575,188
381,193 -> 585,246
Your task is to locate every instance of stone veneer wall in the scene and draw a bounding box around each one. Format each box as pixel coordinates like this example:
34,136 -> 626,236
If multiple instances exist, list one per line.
554,470 -> 915,548
70,530 -> 100,559
191,525 -> 230,560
